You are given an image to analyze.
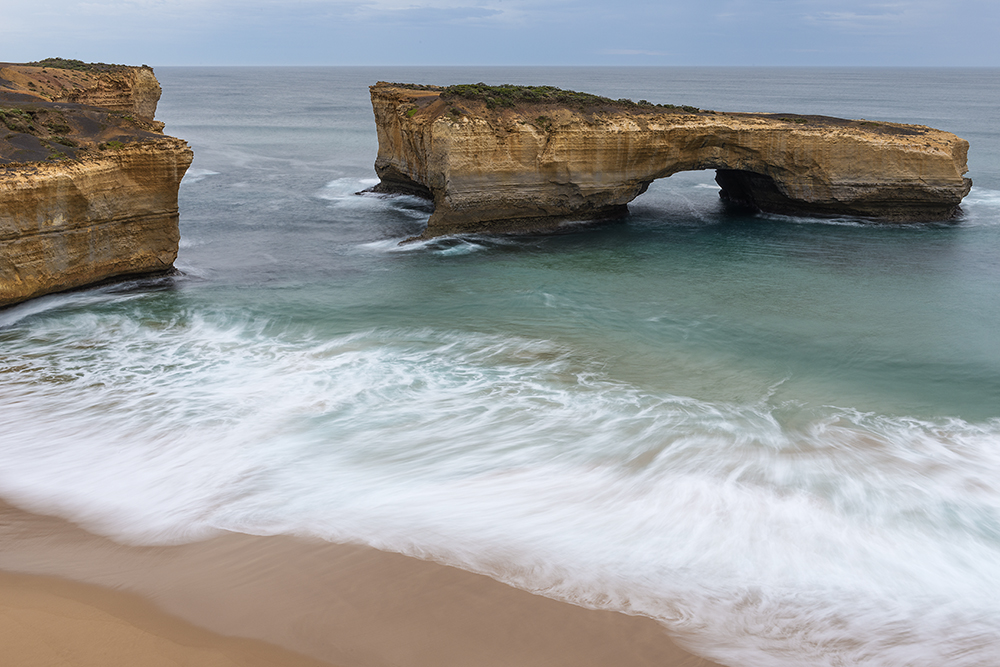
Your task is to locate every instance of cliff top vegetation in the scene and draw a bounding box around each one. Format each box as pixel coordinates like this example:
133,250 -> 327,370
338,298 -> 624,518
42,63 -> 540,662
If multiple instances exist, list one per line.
24,58 -> 139,73
383,82 -> 700,113
374,82 -> 923,136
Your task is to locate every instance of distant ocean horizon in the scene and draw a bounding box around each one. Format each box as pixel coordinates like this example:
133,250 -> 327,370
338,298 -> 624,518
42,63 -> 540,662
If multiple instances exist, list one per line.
2,66 -> 999,666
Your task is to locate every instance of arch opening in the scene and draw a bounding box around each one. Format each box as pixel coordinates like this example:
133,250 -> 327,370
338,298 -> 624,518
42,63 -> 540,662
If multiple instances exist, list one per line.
714,169 -> 791,215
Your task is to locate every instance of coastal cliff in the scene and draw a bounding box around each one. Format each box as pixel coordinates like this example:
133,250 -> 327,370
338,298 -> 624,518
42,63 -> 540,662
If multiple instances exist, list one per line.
0,59 -> 161,118
1,59 -> 192,308
369,83 -> 972,238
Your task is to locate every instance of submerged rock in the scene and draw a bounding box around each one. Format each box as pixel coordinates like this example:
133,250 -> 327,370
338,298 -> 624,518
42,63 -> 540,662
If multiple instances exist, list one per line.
368,82 -> 972,239
1,59 -> 192,308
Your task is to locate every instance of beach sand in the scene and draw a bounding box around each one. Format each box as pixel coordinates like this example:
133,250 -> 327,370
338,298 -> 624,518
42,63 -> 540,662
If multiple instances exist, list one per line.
0,501 -> 721,667
0,571 -> 332,667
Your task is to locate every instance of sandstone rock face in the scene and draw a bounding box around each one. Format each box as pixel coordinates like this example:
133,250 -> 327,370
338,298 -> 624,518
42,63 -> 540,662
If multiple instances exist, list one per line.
0,63 -> 161,119
1,62 -> 192,308
59,66 -> 161,119
0,140 -> 193,308
370,84 -> 972,238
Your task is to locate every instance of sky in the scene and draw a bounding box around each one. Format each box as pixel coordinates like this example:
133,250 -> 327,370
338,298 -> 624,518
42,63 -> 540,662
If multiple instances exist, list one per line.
3,0 -> 998,67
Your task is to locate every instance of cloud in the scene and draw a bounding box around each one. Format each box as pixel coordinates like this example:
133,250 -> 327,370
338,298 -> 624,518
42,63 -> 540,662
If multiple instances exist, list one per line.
342,0 -> 573,24
1,0 -> 997,65
795,0 -> 980,34
601,49 -> 672,57
77,0 -> 230,16
802,2 -> 915,33
345,2 -> 509,24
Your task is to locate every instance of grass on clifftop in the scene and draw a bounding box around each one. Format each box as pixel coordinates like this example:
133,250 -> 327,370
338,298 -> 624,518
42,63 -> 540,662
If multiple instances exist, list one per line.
381,82 -> 700,112
439,83 -> 699,112
24,58 -> 135,73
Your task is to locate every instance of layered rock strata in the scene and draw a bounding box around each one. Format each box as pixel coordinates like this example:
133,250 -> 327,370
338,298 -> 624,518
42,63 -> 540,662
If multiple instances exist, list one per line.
369,83 -> 972,239
1,60 -> 192,308
0,60 -> 161,118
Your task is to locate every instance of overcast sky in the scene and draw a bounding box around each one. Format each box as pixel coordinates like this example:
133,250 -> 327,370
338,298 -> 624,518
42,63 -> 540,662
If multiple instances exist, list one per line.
3,1 -> 998,67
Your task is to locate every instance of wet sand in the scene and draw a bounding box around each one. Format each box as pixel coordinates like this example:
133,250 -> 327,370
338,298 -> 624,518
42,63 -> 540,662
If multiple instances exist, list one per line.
0,501 -> 722,667
0,571 -> 332,667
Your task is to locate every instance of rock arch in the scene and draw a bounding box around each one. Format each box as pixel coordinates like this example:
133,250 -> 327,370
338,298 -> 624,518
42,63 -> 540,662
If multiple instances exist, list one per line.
369,84 -> 972,239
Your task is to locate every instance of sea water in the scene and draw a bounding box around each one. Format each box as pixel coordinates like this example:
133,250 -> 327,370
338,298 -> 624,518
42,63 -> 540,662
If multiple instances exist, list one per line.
2,67 -> 1000,666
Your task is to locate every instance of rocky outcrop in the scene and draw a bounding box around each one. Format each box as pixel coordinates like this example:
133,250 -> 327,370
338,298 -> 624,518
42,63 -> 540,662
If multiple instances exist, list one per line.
0,140 -> 191,307
0,60 -> 161,119
0,60 -> 192,308
369,83 -> 972,238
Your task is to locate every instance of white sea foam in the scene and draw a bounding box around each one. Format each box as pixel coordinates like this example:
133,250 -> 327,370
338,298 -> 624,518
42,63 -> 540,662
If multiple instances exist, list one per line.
2,309 -> 1000,665
356,238 -> 413,252
963,187 -> 1000,208
958,187 -> 1000,228
317,177 -> 379,199
0,293 -> 83,329
754,187 -> 999,230
757,211 -> 870,227
181,168 -> 220,184
0,283 -> 161,329
316,177 -> 430,222
431,239 -> 489,255
357,235 -> 496,255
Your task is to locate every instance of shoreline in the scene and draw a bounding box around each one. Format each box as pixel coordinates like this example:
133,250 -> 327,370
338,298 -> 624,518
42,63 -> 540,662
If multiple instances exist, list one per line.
0,501 -> 722,667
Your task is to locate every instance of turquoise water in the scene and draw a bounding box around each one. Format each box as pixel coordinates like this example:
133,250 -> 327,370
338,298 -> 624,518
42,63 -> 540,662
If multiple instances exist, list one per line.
2,67 -> 1000,666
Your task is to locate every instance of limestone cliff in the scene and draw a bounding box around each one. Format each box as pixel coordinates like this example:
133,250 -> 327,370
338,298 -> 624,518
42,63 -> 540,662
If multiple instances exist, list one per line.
369,83 -> 972,238
0,59 -> 161,119
1,59 -> 192,308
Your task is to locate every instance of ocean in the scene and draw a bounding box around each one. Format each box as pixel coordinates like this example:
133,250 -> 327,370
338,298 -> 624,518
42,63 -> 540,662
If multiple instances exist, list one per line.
2,66 -> 1000,666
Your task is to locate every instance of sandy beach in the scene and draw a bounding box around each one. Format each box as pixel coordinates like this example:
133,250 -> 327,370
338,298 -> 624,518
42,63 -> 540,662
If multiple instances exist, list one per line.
0,571 -> 332,667
0,501 -> 720,667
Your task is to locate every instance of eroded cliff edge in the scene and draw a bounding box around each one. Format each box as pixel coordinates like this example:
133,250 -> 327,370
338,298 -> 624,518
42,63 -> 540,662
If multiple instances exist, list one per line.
369,83 -> 972,239
1,59 -> 192,308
